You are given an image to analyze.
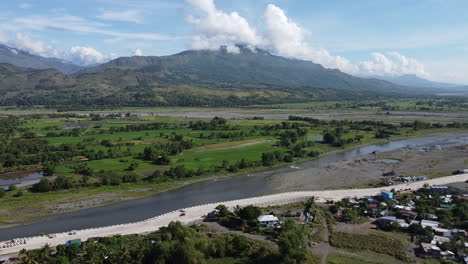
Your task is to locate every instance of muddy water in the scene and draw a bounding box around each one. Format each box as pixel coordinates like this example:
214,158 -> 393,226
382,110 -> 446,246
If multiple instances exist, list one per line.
0,133 -> 467,240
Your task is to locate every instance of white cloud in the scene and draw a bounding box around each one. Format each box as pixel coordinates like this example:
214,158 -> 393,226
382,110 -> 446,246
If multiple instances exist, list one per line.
263,4 -> 356,73
68,46 -> 115,65
133,48 -> 143,56
184,2 -> 429,78
7,33 -> 61,58
358,52 -> 427,77
97,10 -> 143,23
6,14 -> 173,41
4,33 -> 113,65
186,0 -> 264,51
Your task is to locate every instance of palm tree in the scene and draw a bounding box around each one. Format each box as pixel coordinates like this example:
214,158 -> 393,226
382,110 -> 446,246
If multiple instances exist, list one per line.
38,244 -> 53,262
18,249 -> 39,264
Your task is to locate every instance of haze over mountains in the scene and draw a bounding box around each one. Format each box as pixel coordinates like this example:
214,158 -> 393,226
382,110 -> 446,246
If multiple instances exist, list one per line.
0,44 -> 465,107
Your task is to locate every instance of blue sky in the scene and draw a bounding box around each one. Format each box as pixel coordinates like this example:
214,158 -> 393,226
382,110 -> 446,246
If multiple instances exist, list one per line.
1,0 -> 467,83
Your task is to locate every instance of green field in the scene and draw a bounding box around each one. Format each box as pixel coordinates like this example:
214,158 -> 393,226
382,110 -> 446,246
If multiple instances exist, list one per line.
1,105 -> 467,225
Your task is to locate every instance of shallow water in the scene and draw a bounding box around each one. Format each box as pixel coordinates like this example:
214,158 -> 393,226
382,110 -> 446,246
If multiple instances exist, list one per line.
0,172 -> 44,188
0,133 -> 467,240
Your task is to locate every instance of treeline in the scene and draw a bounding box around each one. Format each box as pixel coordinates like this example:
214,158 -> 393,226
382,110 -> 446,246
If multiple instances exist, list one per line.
16,221 -> 282,264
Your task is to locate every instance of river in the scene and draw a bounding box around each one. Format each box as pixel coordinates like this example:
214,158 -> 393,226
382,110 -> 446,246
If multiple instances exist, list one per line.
0,133 -> 467,241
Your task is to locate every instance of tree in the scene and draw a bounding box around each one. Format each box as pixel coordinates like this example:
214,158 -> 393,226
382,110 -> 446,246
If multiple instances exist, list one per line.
154,154 -> 171,165
277,220 -> 310,264
341,209 -> 361,223
237,206 -> 261,221
8,184 -> 16,192
31,178 -> 52,193
216,205 -> 230,217
42,163 -> 55,176
127,161 -> 139,171
0,188 -> 5,198
18,249 -> 39,264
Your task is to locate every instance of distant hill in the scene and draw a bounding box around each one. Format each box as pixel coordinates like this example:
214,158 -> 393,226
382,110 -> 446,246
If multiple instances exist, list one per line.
0,46 -> 432,107
0,43 -> 82,74
364,74 -> 468,93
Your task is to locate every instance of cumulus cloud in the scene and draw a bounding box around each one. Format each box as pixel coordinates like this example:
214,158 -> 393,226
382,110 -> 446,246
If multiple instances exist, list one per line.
4,33 -> 113,65
7,33 -> 61,58
67,46 -> 115,65
97,10 -> 143,23
184,1 -> 428,77
132,48 -> 143,56
358,52 -> 427,77
186,0 -> 264,52
263,4 -> 356,73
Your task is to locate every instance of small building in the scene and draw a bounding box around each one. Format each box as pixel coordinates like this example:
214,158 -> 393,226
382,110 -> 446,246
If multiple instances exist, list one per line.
377,216 -> 397,223
427,214 -> 438,220
451,229 -> 466,237
419,243 -> 441,259
381,191 -> 393,200
257,215 -> 280,227
439,204 -> 455,210
433,227 -> 451,237
428,185 -> 449,193
421,220 -> 439,229
440,250 -> 456,261
401,210 -> 418,219
396,219 -> 409,228
415,176 -> 428,181
431,235 -> 450,245
66,239 -> 81,247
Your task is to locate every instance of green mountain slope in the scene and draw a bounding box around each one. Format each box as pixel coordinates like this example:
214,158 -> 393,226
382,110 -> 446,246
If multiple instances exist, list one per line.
82,46 -> 401,93
0,47 -> 418,107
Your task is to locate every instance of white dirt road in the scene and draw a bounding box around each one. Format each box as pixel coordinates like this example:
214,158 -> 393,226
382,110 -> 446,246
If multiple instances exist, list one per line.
1,173 -> 467,256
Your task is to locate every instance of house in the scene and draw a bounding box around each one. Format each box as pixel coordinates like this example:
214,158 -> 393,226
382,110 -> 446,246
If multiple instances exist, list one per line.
427,214 -> 438,220
381,191 -> 393,200
257,215 -> 280,227
433,227 -> 451,237
451,229 -> 467,237
396,219 -> 409,228
401,210 -> 418,218
439,204 -> 455,210
440,250 -> 456,261
464,256 -> 468,264
428,185 -> 449,193
421,220 -> 439,229
431,235 -> 450,245
0,257 -> 10,264
420,243 -> 441,258
377,216 -> 397,223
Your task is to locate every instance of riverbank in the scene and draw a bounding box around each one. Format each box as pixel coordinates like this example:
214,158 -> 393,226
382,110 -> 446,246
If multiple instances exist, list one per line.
1,173 -> 467,256
0,131 -> 466,229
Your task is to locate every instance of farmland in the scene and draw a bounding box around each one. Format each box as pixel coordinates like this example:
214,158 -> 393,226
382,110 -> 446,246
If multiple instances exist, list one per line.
0,105 -> 467,226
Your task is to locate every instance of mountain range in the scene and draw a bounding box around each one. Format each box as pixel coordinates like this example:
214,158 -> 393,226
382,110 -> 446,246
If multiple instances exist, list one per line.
0,44 -> 464,107
0,43 -> 81,74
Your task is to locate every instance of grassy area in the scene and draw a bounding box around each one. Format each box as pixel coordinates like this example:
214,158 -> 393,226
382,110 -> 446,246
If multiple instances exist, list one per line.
327,254 -> 380,264
329,232 -> 409,261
